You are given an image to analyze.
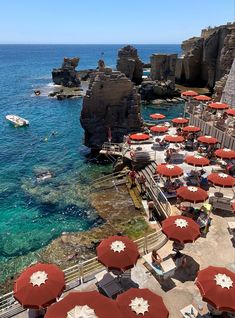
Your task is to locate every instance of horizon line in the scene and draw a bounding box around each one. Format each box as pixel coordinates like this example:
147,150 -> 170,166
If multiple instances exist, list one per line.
0,43 -> 181,45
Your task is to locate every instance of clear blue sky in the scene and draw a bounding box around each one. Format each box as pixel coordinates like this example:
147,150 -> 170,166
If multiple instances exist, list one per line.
0,0 -> 234,44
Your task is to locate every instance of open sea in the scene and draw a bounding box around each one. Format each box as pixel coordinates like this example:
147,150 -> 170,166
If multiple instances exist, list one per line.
0,44 -> 182,284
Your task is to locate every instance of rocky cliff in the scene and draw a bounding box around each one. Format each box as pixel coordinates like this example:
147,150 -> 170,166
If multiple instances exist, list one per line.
52,57 -> 81,87
176,22 -> 235,90
80,64 -> 143,149
116,45 -> 143,85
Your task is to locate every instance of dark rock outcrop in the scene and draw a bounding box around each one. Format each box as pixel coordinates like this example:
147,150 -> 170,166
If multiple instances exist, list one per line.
80,65 -> 143,149
139,80 -> 180,101
52,57 -> 81,87
116,45 -> 143,85
176,23 -> 235,90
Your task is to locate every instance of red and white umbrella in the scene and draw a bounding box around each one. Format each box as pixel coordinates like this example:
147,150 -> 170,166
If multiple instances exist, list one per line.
197,135 -> 218,145
194,95 -> 212,101
162,215 -> 200,243
117,288 -> 169,318
150,125 -> 168,133
181,90 -> 198,97
207,173 -> 235,188
156,164 -> 183,178
45,291 -> 122,318
176,186 -> 208,203
195,266 -> 235,312
130,133 -> 150,141
182,125 -> 201,133
208,102 -> 229,110
215,148 -> 235,160
184,155 -> 210,167
14,263 -> 65,309
96,236 -> 139,272
150,113 -> 166,120
225,109 -> 235,116
171,117 -> 189,125
164,135 -> 184,143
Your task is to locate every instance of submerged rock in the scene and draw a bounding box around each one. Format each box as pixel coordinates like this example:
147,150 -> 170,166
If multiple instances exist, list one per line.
80,63 -> 143,150
116,45 -> 143,85
52,57 -> 81,87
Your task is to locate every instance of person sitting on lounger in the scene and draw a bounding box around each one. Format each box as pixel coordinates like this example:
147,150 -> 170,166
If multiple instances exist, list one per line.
152,249 -> 162,266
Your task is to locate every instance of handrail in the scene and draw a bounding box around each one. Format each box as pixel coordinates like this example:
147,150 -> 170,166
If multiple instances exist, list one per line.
0,231 -> 167,317
92,171 -> 128,188
147,175 -> 172,218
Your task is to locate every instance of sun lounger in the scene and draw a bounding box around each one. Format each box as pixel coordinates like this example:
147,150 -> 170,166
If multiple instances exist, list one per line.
143,252 -> 176,279
169,152 -> 184,164
209,195 -> 233,212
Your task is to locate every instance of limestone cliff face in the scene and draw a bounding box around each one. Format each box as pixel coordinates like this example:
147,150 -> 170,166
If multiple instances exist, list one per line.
116,45 -> 143,85
52,57 -> 81,87
176,23 -> 235,90
80,68 -> 143,149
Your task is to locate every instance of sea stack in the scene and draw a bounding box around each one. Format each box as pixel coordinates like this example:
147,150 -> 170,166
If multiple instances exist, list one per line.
116,45 -> 143,85
52,57 -> 81,87
80,60 -> 143,150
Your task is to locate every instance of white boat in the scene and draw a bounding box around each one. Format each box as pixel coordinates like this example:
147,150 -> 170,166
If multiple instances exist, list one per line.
6,115 -> 29,127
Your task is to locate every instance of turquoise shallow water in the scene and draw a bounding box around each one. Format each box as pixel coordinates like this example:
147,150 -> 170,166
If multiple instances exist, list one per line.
0,44 -> 182,283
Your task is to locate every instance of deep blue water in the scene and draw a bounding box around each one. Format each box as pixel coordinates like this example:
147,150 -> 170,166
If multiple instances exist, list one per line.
0,44 -> 181,282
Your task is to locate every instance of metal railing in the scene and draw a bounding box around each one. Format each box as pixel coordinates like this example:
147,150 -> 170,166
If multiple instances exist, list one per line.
0,231 -> 167,317
148,175 -> 173,218
101,142 -> 122,154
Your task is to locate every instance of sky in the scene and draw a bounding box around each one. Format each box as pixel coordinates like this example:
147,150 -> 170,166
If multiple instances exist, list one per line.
0,0 -> 234,44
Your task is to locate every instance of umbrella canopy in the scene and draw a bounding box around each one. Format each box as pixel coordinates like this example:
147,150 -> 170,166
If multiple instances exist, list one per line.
171,117 -> 189,124
208,102 -> 229,110
162,215 -> 200,243
197,135 -> 218,145
156,164 -> 183,178
225,109 -> 235,116
164,135 -> 184,143
194,95 -> 212,101
150,113 -> 166,120
195,266 -> 235,312
184,155 -> 210,167
207,173 -> 235,188
130,133 -> 150,141
116,288 -> 169,318
45,291 -> 122,318
215,148 -> 235,160
177,186 -> 208,203
181,90 -> 198,97
14,263 -> 65,309
96,235 -> 139,272
182,125 -> 201,133
150,125 -> 168,133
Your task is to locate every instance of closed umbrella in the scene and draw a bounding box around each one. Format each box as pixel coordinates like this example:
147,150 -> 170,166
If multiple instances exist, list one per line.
96,235 -> 139,272
162,215 -> 200,243
197,135 -> 218,145
117,288 -> 169,318
130,133 -> 150,141
176,186 -> 208,203
164,135 -> 184,143
14,263 -> 65,309
45,291 -> 122,318
215,148 -> 235,160
196,266 -> 235,312
156,164 -> 183,178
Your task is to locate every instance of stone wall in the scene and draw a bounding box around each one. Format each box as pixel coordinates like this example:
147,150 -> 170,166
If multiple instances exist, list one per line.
150,54 -> 177,83
80,67 -> 143,149
116,45 -> 143,85
221,58 -> 235,107
176,23 -> 235,90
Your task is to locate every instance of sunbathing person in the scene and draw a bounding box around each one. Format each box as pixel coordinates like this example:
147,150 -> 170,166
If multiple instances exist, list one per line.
152,249 -> 162,266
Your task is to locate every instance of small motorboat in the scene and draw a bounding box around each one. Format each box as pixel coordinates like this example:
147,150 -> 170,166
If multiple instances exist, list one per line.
36,171 -> 53,183
6,115 -> 29,127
